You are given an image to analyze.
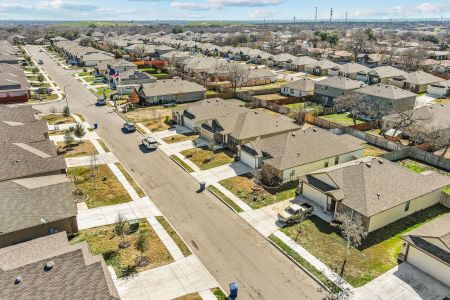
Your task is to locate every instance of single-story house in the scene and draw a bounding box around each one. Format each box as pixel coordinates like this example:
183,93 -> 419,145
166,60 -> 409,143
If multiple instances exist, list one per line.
389,71 -> 444,93
305,59 -> 339,76
132,79 -> 206,105
314,76 -> 366,107
239,127 -> 364,183
329,62 -> 371,82
0,232 -> 119,299
427,79 -> 450,97
368,66 -> 407,85
356,84 -> 417,114
281,78 -> 315,97
299,156 -> 450,232
80,52 -> 114,67
400,213 -> 450,286
240,68 -> 277,86
0,174 -> 77,248
286,56 -> 318,71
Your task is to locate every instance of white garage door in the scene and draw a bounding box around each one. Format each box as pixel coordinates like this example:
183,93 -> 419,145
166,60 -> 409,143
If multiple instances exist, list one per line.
183,117 -> 195,130
239,150 -> 257,169
302,184 -> 327,210
407,246 -> 450,286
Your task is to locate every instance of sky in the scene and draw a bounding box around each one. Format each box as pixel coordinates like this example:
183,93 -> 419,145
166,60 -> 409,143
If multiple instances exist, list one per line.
1,0 -> 450,21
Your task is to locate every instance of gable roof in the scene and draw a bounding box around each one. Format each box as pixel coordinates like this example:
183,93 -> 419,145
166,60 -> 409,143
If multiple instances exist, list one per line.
0,174 -> 76,235
316,76 -> 366,90
282,78 -> 315,92
244,127 -> 364,170
336,62 -> 371,74
0,232 -> 119,300
139,79 -> 206,98
402,213 -> 450,250
357,84 -> 417,100
305,157 -> 450,217
400,71 -> 444,85
368,66 -> 407,78
0,120 -> 48,143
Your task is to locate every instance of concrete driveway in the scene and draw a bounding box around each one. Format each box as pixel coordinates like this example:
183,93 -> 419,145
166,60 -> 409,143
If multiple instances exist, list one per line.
192,161 -> 253,185
351,263 -> 450,300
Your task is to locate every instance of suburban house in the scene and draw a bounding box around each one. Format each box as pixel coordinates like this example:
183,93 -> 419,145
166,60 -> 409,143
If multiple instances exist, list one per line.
314,76 -> 366,107
356,84 -> 417,114
389,71 -> 444,93
329,62 -> 371,82
172,98 -> 245,131
400,213 -> 450,286
239,127 -> 364,183
0,174 -> 77,248
111,70 -> 156,95
80,52 -> 114,67
367,66 -> 407,85
0,63 -> 30,103
0,119 -> 49,143
281,78 -> 315,97
199,108 -> 300,148
160,51 -> 191,64
286,56 -> 318,71
105,59 -> 138,82
427,79 -> 450,97
381,103 -> 450,143
240,68 -> 277,87
305,59 -> 339,76
131,79 -> 206,105
298,157 -> 450,233
0,232 -> 119,299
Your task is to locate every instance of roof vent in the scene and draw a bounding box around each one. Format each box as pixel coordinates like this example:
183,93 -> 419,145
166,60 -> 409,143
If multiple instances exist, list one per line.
376,193 -> 381,199
15,276 -> 22,285
378,158 -> 383,164
312,128 -> 317,132
44,261 -> 54,272
40,218 -> 47,224
291,132 -> 296,136
297,152 -> 300,156
366,162 -> 372,167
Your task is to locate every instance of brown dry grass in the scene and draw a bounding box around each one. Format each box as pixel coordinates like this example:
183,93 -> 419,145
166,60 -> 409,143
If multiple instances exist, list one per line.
70,219 -> 174,277
57,140 -> 98,158
126,107 -> 174,132
162,133 -> 199,144
114,162 -> 145,198
42,114 -> 76,125
254,93 -> 297,102
173,293 -> 202,300
180,147 -> 235,170
67,165 -> 131,208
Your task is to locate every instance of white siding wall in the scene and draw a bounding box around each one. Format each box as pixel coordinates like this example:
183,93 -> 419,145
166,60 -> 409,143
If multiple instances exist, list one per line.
281,149 -> 363,182
407,246 -> 450,286
427,85 -> 448,97
281,87 -> 306,97
368,190 -> 442,232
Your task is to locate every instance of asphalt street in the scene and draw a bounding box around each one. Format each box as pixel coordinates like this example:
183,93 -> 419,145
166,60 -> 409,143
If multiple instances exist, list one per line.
26,45 -> 324,300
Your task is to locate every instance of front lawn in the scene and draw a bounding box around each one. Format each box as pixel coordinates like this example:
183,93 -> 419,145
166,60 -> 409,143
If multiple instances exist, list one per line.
363,144 -> 388,157
125,107 -> 174,132
174,294 -> 201,300
180,147 -> 235,170
67,165 -> 131,208
220,173 -> 298,209
162,133 -> 199,144
57,140 -> 98,158
70,219 -> 174,277
96,87 -> 112,98
281,204 -> 450,287
319,113 -> 363,126
42,113 -> 76,125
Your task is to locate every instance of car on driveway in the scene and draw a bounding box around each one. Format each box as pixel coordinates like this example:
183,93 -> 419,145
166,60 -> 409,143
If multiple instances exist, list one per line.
163,102 -> 176,108
278,203 -> 314,225
142,136 -> 158,150
123,122 -> 136,133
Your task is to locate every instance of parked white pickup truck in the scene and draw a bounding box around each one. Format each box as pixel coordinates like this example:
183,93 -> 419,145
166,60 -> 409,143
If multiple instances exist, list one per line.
278,203 -> 314,225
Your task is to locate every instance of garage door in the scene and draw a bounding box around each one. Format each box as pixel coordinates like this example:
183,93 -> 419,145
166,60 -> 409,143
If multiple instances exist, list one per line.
239,150 -> 257,169
407,246 -> 450,286
302,184 -> 327,210
183,117 -> 195,130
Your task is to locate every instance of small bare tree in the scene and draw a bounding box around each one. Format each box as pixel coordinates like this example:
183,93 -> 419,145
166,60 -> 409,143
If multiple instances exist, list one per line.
334,93 -> 385,125
293,108 -> 307,126
430,128 -> 450,157
294,211 -> 309,241
333,212 -> 367,276
346,30 -> 368,61
227,62 -> 247,91
134,230 -> 150,267
114,213 -> 130,249
383,109 -> 431,138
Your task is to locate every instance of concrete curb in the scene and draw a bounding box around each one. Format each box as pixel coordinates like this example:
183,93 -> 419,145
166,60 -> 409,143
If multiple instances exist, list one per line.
169,155 -> 192,173
207,187 -> 242,214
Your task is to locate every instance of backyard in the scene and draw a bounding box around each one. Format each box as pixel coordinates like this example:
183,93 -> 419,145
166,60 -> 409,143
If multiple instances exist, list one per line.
180,147 -> 235,170
162,133 -> 199,144
67,165 -> 131,208
220,173 -> 298,209
363,144 -> 388,157
397,159 -> 450,194
57,140 -> 98,158
318,113 -> 363,126
70,219 -> 173,277
281,204 -> 450,287
42,113 -> 76,125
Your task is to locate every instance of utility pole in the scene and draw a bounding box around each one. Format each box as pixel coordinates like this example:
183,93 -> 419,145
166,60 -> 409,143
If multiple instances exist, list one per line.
314,7 -> 318,27
293,16 -> 296,23
330,8 -> 333,24
346,11 -> 348,24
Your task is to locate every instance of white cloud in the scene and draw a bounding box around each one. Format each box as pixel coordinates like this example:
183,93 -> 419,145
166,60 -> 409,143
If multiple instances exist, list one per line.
249,9 -> 280,19
171,0 -> 284,11
355,1 -> 450,18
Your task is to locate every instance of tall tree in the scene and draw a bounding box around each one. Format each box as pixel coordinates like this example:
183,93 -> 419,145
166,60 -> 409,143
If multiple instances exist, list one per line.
346,30 -> 368,61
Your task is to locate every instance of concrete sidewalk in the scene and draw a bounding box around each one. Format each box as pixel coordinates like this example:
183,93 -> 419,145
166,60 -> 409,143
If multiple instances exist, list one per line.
49,131 -> 99,142
108,162 -> 141,200
65,152 -> 118,167
210,183 -> 252,212
76,197 -> 162,230
113,255 -> 219,300
192,161 -> 253,185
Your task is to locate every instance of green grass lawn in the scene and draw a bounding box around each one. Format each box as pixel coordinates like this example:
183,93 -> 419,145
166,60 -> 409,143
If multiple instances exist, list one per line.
70,219 -> 173,277
83,76 -> 95,82
97,139 -> 111,152
96,87 -> 112,98
162,133 -> 199,144
281,204 -> 450,287
284,102 -> 305,110
156,216 -> 192,257
319,113 -> 363,126
211,288 -> 227,300
78,71 -> 91,76
170,155 -> 195,172
181,147 -> 235,170
208,185 -> 243,213
220,174 -> 298,209
67,165 -> 131,208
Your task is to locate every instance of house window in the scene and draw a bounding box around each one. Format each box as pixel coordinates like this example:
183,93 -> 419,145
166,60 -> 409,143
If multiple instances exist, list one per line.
335,156 -> 339,165
405,201 -> 410,212
324,161 -> 329,168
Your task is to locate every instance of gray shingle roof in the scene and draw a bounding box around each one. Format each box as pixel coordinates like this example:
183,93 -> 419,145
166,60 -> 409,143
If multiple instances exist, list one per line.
357,84 -> 417,99
140,79 -> 206,98
282,78 -> 315,92
316,76 -> 366,90
402,213 -> 450,250
0,232 -> 119,300
368,66 -> 407,78
0,120 -> 48,143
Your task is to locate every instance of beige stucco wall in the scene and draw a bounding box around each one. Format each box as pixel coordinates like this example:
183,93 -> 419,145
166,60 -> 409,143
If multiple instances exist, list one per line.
368,190 -> 442,232
302,182 -> 329,211
0,217 -> 77,248
407,245 -> 450,286
281,149 -> 363,182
